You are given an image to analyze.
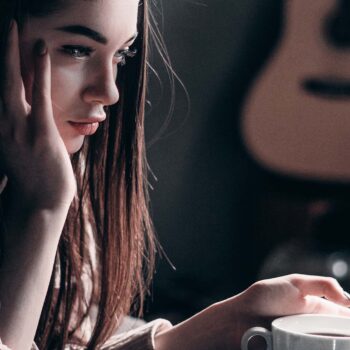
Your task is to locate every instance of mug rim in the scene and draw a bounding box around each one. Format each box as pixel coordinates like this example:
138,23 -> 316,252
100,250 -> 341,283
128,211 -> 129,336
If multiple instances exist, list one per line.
272,314 -> 350,339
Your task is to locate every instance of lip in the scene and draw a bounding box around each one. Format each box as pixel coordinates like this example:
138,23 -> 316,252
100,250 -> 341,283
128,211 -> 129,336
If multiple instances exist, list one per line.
302,77 -> 350,99
72,115 -> 106,123
68,115 -> 106,136
68,121 -> 100,136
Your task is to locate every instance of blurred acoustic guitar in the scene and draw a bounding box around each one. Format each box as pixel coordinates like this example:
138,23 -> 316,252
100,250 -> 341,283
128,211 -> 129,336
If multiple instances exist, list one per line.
242,0 -> 350,182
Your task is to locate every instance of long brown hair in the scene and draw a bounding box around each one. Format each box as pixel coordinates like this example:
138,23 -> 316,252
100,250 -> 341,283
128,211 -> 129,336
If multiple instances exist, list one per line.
0,0 -> 156,348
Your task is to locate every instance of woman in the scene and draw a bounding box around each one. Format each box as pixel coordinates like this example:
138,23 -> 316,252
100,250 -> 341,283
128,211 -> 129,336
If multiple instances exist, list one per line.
0,1 -> 349,349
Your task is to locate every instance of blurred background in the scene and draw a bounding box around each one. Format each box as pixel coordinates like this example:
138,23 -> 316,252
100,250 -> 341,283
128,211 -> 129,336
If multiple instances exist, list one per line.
143,0 -> 350,323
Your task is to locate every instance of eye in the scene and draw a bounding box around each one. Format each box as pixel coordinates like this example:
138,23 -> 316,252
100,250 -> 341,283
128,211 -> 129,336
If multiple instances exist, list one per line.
114,47 -> 137,67
60,45 -> 95,59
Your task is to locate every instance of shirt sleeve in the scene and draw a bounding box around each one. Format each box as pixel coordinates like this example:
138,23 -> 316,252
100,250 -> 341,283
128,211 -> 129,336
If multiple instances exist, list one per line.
100,319 -> 173,350
0,319 -> 172,350
0,340 -> 11,350
0,340 -> 38,350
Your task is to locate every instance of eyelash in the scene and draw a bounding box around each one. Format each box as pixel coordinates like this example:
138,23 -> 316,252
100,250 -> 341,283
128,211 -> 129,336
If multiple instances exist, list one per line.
60,45 -> 137,66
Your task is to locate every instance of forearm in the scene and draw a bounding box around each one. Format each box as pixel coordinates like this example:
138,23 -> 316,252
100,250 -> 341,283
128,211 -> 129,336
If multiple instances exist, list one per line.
154,274 -> 350,350
0,205 -> 70,350
154,302 -> 239,350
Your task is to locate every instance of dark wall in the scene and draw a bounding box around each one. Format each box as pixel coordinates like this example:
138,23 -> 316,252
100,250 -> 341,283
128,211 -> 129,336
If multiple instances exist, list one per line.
144,0 -> 282,321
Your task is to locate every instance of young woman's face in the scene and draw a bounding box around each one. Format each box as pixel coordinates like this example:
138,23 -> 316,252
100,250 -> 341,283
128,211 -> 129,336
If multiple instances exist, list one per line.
19,0 -> 139,153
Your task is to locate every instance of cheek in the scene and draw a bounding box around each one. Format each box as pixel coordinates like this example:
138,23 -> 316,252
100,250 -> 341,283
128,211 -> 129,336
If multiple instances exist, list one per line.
50,64 -> 85,117
20,39 -> 92,125
20,52 -> 85,114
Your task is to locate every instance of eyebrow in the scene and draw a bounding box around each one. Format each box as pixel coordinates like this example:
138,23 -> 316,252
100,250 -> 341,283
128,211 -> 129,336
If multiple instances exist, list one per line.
55,25 -> 138,45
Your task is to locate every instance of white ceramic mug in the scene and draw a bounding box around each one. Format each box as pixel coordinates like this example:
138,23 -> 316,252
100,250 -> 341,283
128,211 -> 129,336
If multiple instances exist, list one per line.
241,314 -> 350,350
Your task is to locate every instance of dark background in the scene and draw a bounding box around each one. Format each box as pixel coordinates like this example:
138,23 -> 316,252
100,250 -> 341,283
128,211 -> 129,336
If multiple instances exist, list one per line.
143,0 -> 350,323
143,0 -> 284,322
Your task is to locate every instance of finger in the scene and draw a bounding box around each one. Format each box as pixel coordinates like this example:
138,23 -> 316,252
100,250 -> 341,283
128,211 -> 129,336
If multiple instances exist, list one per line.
31,39 -> 55,132
1,20 -> 26,114
289,274 -> 350,306
303,295 -> 350,317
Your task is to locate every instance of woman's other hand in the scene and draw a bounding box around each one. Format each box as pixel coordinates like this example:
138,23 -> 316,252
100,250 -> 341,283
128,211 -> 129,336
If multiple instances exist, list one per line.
0,20 -> 76,212
155,274 -> 350,350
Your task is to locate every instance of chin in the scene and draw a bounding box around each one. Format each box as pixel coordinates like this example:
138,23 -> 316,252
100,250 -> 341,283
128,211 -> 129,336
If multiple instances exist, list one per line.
65,137 -> 85,154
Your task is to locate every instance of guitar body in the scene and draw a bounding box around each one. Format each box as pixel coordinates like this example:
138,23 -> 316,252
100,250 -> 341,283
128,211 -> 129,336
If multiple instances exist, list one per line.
242,0 -> 350,182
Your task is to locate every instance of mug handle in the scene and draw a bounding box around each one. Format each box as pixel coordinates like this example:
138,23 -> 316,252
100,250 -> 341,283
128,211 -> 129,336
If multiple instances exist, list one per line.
241,327 -> 272,350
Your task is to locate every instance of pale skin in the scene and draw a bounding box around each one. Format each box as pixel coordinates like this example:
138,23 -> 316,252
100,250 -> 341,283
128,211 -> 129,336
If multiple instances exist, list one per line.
0,1 -> 350,350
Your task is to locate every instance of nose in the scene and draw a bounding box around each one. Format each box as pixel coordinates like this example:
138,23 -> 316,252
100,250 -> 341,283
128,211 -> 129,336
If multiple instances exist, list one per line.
324,0 -> 350,48
82,64 -> 120,106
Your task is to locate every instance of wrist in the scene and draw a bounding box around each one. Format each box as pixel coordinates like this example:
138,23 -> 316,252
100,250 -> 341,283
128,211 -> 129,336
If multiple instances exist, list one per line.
1,199 -> 70,252
2,175 -> 76,214
154,303 -> 230,350
3,182 -> 72,216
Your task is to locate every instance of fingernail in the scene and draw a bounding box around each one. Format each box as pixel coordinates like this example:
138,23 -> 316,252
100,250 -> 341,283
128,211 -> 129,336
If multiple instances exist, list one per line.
9,19 -> 15,31
34,39 -> 47,56
344,291 -> 350,300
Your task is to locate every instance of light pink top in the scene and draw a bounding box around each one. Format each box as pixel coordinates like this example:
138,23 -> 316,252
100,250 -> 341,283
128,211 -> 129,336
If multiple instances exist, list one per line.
0,319 -> 172,349
0,177 -> 173,349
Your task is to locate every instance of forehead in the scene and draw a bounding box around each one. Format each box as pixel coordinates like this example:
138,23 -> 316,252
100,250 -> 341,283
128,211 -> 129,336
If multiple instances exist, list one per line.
22,0 -> 139,43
